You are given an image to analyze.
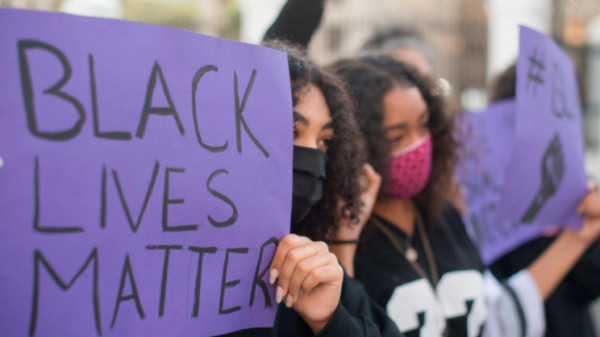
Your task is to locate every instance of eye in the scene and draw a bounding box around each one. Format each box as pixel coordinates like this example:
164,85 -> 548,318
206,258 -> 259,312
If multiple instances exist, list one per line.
319,138 -> 331,146
388,136 -> 403,145
318,137 -> 331,152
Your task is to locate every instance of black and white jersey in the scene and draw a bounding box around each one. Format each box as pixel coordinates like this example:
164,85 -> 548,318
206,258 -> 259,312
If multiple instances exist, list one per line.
355,206 -> 488,337
355,205 -> 546,337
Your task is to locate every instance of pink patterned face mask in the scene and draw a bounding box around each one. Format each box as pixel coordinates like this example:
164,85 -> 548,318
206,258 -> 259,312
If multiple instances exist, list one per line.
387,134 -> 433,199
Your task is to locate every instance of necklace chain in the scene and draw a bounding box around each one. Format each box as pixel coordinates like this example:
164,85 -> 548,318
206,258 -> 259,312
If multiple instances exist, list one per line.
371,203 -> 439,287
370,203 -> 447,337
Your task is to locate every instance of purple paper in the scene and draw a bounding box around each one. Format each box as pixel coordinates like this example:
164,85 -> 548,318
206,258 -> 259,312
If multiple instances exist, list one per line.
495,26 -> 587,229
0,9 -> 292,337
458,100 -> 554,265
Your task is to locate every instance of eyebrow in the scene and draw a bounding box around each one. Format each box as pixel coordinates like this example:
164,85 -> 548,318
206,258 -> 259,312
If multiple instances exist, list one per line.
293,111 -> 309,125
322,121 -> 334,131
294,111 -> 334,131
384,108 -> 429,131
384,124 -> 406,131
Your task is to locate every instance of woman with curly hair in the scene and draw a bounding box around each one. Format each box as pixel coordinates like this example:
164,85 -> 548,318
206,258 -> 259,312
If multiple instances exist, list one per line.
331,55 -> 600,337
222,42 -> 405,337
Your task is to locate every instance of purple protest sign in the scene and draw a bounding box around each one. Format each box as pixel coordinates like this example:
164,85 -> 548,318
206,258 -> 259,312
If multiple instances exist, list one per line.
494,26 -> 587,229
0,9 -> 292,337
458,100 -> 554,265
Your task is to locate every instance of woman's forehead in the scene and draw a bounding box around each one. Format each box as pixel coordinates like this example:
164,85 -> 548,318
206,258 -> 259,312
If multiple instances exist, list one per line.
383,86 -> 426,123
295,83 -> 333,126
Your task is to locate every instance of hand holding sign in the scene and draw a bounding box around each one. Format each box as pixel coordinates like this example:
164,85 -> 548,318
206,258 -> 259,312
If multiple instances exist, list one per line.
269,234 -> 343,333
570,182 -> 600,243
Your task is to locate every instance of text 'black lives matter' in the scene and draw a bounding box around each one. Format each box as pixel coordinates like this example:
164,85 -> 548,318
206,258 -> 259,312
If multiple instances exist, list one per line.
17,37 -> 281,336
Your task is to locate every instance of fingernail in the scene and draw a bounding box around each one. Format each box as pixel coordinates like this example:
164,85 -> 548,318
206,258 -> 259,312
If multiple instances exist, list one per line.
270,268 -> 279,284
276,286 -> 283,304
285,295 -> 293,308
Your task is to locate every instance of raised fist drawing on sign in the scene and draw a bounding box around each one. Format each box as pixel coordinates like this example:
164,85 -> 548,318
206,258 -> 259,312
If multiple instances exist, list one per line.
521,134 -> 566,223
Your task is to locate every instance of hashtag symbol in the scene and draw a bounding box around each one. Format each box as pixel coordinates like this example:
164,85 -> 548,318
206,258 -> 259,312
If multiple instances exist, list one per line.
526,48 -> 546,96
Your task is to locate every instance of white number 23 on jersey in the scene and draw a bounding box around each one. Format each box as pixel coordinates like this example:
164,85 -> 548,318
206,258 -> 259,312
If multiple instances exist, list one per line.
387,270 -> 487,337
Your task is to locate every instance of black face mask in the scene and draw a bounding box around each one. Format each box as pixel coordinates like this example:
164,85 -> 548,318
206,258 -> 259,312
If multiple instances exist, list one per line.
291,146 -> 328,225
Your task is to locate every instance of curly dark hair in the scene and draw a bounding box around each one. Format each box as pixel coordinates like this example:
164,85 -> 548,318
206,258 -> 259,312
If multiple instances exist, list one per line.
263,40 -> 366,241
330,55 -> 456,220
488,63 -> 517,103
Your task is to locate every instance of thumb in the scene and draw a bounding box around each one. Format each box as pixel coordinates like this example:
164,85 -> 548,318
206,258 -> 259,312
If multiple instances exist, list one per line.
362,163 -> 381,195
577,182 -> 600,216
577,191 -> 590,215
577,201 -> 586,215
577,181 -> 596,214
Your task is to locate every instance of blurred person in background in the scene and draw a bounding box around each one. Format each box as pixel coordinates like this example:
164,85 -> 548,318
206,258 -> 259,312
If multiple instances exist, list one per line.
359,26 -> 434,76
332,54 -> 600,337
488,64 -> 600,337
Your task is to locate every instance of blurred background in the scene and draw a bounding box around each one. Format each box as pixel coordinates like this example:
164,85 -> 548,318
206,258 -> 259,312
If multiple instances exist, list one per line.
1,0 -> 600,331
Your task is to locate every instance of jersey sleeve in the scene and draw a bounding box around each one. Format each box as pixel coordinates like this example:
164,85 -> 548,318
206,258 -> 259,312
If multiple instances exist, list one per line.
483,269 -> 545,337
